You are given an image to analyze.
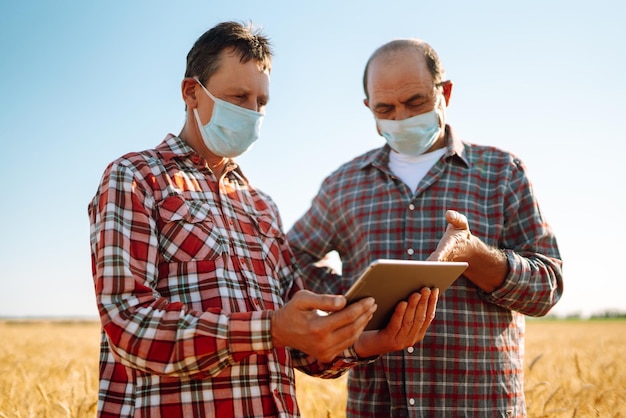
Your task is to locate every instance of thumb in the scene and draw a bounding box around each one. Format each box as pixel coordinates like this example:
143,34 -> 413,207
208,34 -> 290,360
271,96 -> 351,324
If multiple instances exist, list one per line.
293,290 -> 347,313
446,210 -> 469,230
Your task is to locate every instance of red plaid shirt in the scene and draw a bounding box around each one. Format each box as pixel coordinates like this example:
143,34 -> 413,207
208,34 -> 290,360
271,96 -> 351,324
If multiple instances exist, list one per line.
89,134 -> 362,417
287,126 -> 563,417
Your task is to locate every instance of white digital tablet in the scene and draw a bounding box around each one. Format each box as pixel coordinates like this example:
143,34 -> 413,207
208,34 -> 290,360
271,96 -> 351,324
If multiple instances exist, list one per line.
345,259 -> 468,330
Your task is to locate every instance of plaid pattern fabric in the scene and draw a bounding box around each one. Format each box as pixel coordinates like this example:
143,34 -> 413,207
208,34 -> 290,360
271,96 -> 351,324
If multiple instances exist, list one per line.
89,134 -> 360,417
287,126 -> 563,417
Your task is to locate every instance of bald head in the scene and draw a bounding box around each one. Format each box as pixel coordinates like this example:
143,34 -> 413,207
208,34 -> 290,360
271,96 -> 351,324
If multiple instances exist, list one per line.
363,39 -> 445,100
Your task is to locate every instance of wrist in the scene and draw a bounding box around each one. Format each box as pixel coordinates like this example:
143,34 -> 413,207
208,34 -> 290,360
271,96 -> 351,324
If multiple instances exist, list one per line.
352,332 -> 380,359
269,310 -> 283,348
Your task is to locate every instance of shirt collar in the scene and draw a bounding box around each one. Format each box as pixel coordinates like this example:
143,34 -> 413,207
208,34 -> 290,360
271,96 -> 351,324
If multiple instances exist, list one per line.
155,134 -> 197,162
444,125 -> 470,168
154,134 -> 249,184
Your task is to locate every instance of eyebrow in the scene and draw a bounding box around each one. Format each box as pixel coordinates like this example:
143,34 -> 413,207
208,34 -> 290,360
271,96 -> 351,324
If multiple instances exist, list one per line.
400,92 -> 431,104
224,86 -> 251,96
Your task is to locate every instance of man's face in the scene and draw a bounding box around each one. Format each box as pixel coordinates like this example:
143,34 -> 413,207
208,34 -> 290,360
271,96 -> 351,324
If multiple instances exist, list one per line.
196,48 -> 270,126
365,49 -> 439,122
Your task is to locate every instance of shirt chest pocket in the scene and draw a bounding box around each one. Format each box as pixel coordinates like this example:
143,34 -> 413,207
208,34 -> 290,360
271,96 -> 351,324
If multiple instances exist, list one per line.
243,211 -> 284,272
157,195 -> 227,263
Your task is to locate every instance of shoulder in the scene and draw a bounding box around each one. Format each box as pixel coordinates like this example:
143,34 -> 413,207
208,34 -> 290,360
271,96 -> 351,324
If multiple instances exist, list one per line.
463,142 -> 526,171
325,147 -> 384,181
102,135 -> 185,177
313,148 -> 383,198
100,147 -> 165,181
459,141 -> 533,192
113,148 -> 161,170
92,148 -> 167,205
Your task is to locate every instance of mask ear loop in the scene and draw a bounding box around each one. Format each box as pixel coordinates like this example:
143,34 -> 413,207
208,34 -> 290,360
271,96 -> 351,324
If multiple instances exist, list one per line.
192,78 -> 218,130
435,93 -> 446,128
194,77 -> 219,102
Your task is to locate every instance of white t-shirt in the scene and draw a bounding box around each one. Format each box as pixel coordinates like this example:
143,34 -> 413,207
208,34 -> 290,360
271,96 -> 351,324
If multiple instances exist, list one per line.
388,147 -> 447,192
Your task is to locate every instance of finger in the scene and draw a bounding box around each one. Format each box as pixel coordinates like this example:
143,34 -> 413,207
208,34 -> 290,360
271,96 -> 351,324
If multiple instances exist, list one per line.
330,297 -> 377,327
314,297 -> 376,339
428,239 -> 457,262
293,289 -> 347,313
425,252 -> 439,261
385,294 -> 412,339
404,290 -> 429,338
316,302 -> 377,359
426,288 -> 439,322
326,313 -> 374,355
446,210 -> 469,230
414,288 -> 439,340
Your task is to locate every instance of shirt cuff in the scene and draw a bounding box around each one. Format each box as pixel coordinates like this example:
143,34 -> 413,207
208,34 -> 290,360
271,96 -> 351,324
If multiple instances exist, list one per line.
228,310 -> 273,354
342,345 -> 380,364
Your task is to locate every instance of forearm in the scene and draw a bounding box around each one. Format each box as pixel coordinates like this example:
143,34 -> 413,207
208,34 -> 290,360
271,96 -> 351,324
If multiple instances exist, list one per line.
462,237 -> 509,293
101,298 -> 273,377
480,250 -> 563,316
429,209 -> 561,313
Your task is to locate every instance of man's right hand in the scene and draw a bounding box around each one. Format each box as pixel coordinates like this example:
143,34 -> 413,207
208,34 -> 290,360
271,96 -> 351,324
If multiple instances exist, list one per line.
271,290 -> 377,363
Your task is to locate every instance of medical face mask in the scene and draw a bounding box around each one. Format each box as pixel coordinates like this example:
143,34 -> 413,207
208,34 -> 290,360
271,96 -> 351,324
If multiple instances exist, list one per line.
193,79 -> 264,158
376,96 -> 444,157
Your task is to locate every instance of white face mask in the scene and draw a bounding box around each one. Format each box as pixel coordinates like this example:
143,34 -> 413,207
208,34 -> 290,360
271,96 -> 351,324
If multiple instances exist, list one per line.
193,79 -> 264,158
376,96 -> 444,157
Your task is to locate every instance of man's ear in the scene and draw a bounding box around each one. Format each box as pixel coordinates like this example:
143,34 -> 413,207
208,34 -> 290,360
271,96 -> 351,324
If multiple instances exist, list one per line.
181,78 -> 199,109
442,81 -> 453,107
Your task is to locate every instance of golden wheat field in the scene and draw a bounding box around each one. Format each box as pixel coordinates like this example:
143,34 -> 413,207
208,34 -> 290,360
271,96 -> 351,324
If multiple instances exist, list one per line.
0,320 -> 624,417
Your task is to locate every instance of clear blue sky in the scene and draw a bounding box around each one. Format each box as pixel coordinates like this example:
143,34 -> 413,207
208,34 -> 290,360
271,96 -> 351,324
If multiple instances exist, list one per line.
1,1 -> 624,318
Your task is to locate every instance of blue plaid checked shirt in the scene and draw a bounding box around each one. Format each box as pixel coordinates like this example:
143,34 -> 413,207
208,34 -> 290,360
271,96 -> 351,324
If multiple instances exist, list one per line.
287,126 -> 563,417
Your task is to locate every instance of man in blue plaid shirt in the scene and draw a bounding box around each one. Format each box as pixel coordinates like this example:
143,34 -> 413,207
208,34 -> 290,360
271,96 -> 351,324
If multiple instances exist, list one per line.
288,38 -> 563,417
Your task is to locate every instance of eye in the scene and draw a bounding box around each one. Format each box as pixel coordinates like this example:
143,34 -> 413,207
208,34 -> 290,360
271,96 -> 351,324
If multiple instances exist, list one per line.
408,99 -> 428,110
374,106 -> 393,116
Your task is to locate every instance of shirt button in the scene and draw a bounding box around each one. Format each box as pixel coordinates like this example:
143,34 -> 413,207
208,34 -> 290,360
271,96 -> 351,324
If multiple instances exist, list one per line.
407,346 -> 414,354
407,248 -> 414,255
409,204 -> 415,210
408,398 -> 415,406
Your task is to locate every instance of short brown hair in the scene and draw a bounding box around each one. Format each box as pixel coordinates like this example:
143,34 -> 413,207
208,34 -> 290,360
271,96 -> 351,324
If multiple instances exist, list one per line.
185,21 -> 273,85
362,39 -> 445,99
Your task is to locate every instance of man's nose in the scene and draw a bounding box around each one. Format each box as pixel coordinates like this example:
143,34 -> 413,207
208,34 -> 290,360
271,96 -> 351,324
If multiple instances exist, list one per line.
241,98 -> 260,112
395,106 -> 414,121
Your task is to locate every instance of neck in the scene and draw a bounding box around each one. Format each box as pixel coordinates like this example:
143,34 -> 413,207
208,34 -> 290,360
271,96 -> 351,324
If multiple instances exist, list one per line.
179,120 -> 230,177
207,157 -> 231,177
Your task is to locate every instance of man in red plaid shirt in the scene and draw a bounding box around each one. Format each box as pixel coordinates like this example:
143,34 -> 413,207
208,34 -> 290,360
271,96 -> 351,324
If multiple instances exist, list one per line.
89,22 -> 438,417
288,39 -> 563,417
